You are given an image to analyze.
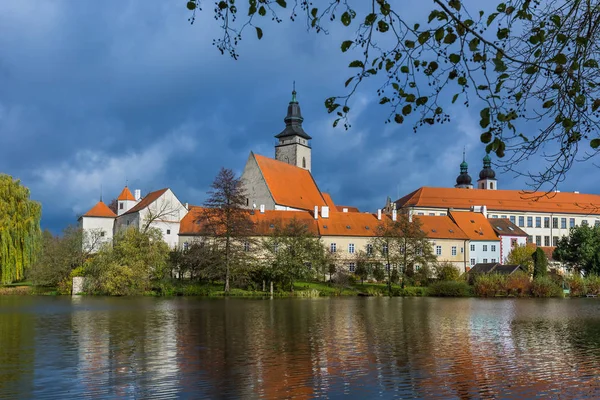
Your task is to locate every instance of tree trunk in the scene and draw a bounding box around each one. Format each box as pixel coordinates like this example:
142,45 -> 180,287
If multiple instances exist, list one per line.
262,279 -> 266,292
224,236 -> 230,292
270,280 -> 273,297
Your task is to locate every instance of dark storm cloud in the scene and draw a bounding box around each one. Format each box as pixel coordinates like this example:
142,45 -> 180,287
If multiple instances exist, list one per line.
0,0 -> 598,233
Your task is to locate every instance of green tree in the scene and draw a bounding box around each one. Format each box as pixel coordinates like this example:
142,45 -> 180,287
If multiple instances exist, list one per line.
354,250 -> 372,284
506,243 -> 537,275
0,175 -> 41,284
532,247 -> 549,279
554,225 -> 600,275
260,217 -> 323,292
202,168 -> 254,292
435,261 -> 461,281
85,227 -> 170,295
186,0 -> 600,188
372,264 -> 385,282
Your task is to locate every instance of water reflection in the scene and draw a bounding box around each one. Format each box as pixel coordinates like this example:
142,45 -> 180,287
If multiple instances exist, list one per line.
1,296 -> 600,398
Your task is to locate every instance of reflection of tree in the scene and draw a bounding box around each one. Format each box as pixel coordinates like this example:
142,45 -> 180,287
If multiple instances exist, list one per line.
0,299 -> 35,398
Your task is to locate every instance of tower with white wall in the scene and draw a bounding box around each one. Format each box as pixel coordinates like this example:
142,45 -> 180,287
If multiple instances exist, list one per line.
274,86 -> 312,172
117,186 -> 140,216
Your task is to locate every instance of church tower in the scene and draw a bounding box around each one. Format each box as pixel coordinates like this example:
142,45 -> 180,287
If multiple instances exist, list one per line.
455,150 -> 473,189
477,154 -> 497,190
274,85 -> 312,172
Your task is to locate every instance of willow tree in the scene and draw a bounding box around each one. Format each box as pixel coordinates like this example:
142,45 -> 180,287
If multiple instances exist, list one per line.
187,0 -> 600,189
0,175 -> 42,284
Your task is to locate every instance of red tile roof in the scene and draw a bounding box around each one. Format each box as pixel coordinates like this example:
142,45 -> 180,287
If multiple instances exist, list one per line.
321,193 -> 337,212
124,188 -> 168,215
449,211 -> 499,241
396,187 -> 600,215
336,206 -> 360,213
253,154 -> 327,211
414,215 -> 469,240
82,201 -> 117,218
117,186 -> 136,201
317,212 -> 382,237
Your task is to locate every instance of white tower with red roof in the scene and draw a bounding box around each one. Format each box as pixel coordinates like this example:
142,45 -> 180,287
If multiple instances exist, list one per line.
116,186 -> 140,215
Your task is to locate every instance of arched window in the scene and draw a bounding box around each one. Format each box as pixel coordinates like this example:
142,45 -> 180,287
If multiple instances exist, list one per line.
302,157 -> 306,168
490,182 -> 494,190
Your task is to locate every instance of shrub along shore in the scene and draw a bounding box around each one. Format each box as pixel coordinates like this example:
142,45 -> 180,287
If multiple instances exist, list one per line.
3,273 -> 600,298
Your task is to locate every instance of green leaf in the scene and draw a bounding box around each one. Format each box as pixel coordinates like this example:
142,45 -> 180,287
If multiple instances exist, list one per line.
365,13 -> 377,25
218,1 -> 228,10
418,31 -> 430,45
394,114 -> 404,124
341,11 -> 352,26
385,60 -> 394,71
542,100 -> 555,108
584,59 -> 599,68
341,40 -> 353,52
554,53 -> 567,64
258,5 -> 266,16
515,92 -> 523,102
378,20 -> 389,32
275,0 -> 287,8
497,28 -> 509,39
479,107 -> 490,128
379,97 -> 390,104
405,94 -> 416,102
458,76 -> 467,86
400,65 -> 409,73
449,53 -> 461,64
402,104 -> 412,115
255,27 -> 263,39
496,3 -> 506,12
344,76 -> 354,87
452,93 -> 459,103
416,96 -> 428,106
469,38 -> 480,51
349,60 -> 364,68
428,10 -> 439,23
550,14 -> 561,26
443,33 -> 457,44
186,1 -> 196,11
434,28 -> 444,42
492,58 -> 507,72
449,0 -> 461,11
405,40 -> 415,49
311,8 -> 318,17
592,99 -> 600,112
481,132 -> 493,143
525,65 -> 538,74
591,139 -> 600,149
487,13 -> 499,26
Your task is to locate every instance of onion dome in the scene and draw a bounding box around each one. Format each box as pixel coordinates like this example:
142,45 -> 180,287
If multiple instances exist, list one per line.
274,83 -> 312,140
455,151 -> 472,186
479,154 -> 496,180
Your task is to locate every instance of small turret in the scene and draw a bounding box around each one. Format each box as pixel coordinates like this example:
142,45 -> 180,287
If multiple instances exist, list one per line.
477,154 -> 497,190
455,149 -> 473,189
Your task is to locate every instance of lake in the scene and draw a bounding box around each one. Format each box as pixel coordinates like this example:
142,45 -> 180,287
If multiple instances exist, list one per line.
1,296 -> 600,399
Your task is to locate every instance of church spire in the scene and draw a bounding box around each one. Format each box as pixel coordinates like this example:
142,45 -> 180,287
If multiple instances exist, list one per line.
274,83 -> 312,140
455,147 -> 473,189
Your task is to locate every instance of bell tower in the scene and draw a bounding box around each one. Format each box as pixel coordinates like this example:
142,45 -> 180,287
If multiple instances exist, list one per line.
274,83 -> 312,172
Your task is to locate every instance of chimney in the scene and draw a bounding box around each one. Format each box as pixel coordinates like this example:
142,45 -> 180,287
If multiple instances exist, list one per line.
134,189 -> 141,201
392,209 -> 397,221
342,208 -> 348,213
481,205 -> 487,217
321,206 -> 329,218
377,209 -> 382,220
408,209 -> 413,223
314,206 -> 319,220
185,202 -> 189,210
574,191 -> 579,194
260,204 -> 265,213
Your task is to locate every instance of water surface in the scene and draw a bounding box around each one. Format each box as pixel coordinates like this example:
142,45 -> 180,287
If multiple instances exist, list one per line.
1,296 -> 600,399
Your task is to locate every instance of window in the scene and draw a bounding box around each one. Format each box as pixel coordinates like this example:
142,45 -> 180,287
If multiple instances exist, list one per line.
552,217 -> 558,229
429,213 -> 435,216
535,217 -> 541,228
491,258 -> 497,263
417,212 -> 424,216
166,229 -> 171,235
561,218 -> 567,229
244,241 -> 250,252
510,216 -> 516,224
535,236 -> 541,246
491,245 -> 496,252
492,215 -> 498,219
527,216 -> 533,227
348,243 -> 355,254
127,220 -> 130,226
552,236 -> 559,246
119,203 -> 124,210
511,238 -> 518,247
470,258 -> 476,265
460,247 -> 464,253
596,221 -> 600,227
246,198 -> 249,206
483,245 -> 488,252
416,247 -> 423,256
582,220 -> 589,226
330,243 -> 336,253
349,262 -> 355,273
382,244 -> 388,255
451,246 -> 457,256
385,263 -> 391,271
527,235 -> 533,243
501,215 -> 507,219
183,242 -> 189,250
543,217 -> 549,228
470,244 -> 475,252
436,246 -> 442,256
302,157 -> 306,168
274,243 -> 279,253
518,216 -> 525,227
570,218 -> 575,228
366,244 -> 373,255
544,236 -> 550,246
100,231 -> 105,237
440,212 -> 447,216
483,258 -> 488,263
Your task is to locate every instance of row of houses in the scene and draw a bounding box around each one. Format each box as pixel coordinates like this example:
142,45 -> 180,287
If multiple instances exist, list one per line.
78,88 -> 600,273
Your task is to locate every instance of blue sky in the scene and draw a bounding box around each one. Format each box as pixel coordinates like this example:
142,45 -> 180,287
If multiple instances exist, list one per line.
1,1 -> 598,233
